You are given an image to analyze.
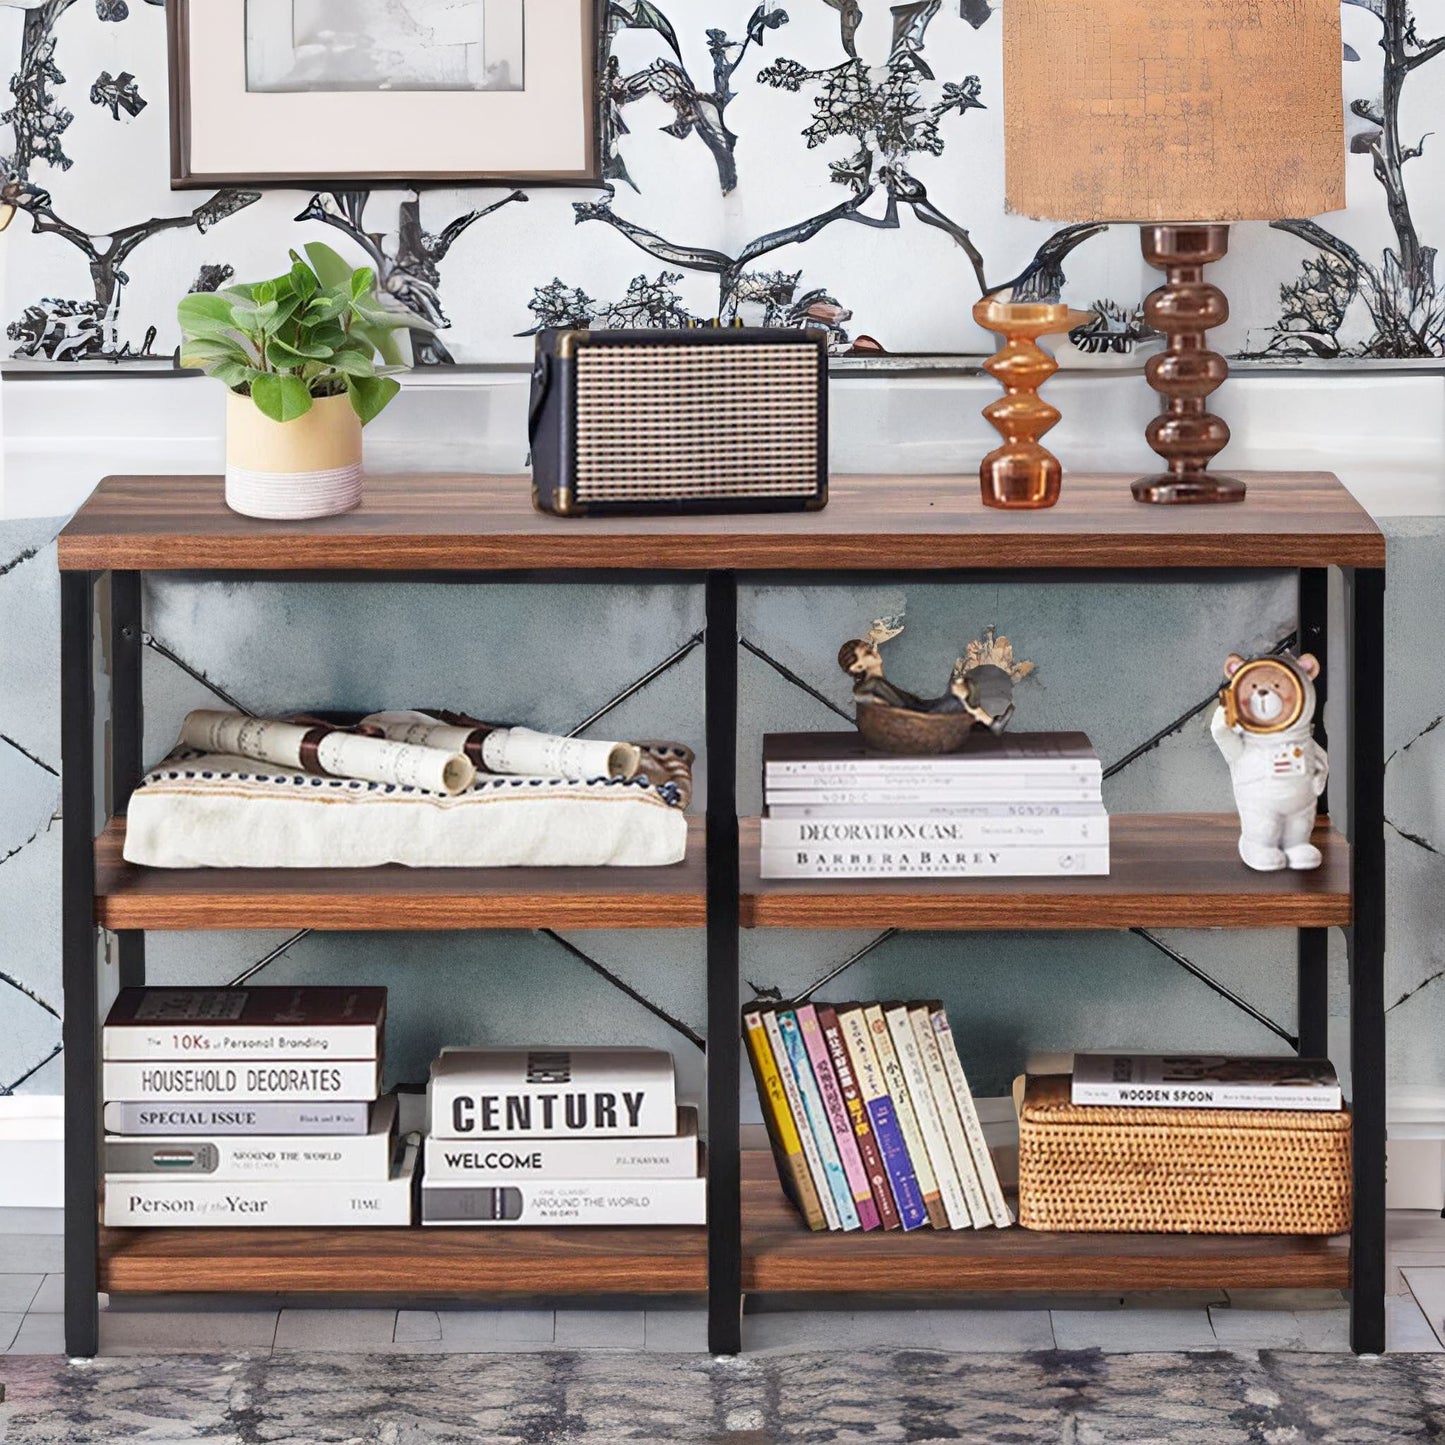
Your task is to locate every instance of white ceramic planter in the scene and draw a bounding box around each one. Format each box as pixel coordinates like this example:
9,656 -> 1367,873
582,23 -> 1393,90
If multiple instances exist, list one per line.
225,390 -> 363,520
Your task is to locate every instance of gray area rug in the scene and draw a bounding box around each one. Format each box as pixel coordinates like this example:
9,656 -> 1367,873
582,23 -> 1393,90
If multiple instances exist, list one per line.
3,1349 -> 1445,1443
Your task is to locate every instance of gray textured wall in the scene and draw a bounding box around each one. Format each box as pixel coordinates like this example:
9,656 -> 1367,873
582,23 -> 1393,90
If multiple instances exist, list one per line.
5,519 -> 1439,1118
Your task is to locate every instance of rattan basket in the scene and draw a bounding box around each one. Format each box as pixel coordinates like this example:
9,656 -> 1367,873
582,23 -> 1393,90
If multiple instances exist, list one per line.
1017,1075 -> 1352,1234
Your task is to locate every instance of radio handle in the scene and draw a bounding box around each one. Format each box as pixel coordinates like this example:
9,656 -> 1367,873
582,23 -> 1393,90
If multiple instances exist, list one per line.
527,353 -> 552,441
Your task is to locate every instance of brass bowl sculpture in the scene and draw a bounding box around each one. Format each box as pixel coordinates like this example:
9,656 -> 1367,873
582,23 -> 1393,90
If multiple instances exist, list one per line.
855,702 -> 977,756
973,299 -> 1093,510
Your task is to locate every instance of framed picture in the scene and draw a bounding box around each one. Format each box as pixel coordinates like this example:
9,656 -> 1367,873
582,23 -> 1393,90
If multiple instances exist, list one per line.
166,0 -> 602,187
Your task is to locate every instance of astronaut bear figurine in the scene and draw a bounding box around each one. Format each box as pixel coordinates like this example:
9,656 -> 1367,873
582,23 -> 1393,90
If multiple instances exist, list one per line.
1211,651 -> 1329,871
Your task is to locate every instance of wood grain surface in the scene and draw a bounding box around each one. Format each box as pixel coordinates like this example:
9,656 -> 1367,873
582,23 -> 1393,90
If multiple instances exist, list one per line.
96,814 -> 1348,932
95,817 -> 705,930
58,472 -> 1385,572
740,1151 -> 1349,1293
740,814 -> 1351,930
100,1221 -> 707,1295
98,1150 -> 1346,1297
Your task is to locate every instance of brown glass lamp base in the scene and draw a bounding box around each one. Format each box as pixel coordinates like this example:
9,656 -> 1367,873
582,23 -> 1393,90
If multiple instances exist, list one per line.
1131,473 -> 1247,504
1135,223 -> 1245,505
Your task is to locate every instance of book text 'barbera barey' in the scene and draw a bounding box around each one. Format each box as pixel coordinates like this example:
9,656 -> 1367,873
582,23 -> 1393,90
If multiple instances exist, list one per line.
448,1092 -> 648,1135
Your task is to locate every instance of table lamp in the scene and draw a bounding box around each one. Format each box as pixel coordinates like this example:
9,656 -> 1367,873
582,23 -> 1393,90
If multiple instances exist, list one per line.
1002,0 -> 1345,503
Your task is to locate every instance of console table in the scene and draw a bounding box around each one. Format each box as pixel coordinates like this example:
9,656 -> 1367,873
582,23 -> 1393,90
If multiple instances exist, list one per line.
57,471 -> 1386,1356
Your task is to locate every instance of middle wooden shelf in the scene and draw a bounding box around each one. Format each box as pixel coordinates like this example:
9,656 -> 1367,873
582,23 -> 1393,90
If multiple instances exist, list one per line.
94,814 -> 1349,933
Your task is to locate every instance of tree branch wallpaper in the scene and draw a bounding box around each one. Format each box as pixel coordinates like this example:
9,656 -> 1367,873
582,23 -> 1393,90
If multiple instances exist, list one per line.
3,0 -> 1443,365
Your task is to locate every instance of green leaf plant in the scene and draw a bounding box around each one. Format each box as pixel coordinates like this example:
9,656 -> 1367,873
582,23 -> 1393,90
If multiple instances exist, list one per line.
176,242 -> 431,425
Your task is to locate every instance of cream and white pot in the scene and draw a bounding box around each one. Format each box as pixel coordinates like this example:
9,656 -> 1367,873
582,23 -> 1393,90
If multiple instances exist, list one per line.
225,390 -> 363,520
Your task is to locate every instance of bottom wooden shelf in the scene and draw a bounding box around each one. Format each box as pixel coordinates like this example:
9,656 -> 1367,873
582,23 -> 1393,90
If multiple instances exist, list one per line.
99,1150 -> 1351,1299
99,1220 -> 707,1296
740,1151 -> 1350,1294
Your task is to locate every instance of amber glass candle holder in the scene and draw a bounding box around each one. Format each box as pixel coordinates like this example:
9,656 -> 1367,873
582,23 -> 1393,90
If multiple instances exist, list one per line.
973,299 -> 1092,510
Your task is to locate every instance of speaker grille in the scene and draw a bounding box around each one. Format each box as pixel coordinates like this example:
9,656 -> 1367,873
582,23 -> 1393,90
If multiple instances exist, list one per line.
573,343 -> 821,500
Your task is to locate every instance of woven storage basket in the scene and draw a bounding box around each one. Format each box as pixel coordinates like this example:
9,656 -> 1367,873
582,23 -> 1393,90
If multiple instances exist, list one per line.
1017,1075 -> 1351,1234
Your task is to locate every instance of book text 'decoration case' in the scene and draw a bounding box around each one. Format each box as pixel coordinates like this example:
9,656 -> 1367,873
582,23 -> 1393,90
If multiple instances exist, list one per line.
58,472 -> 1386,1356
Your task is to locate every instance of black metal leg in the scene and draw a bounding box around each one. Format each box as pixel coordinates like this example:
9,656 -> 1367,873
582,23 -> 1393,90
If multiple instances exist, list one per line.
1347,566 -> 1386,1354
704,571 -> 742,1356
1297,569 -> 1331,1061
1299,568 -> 1329,815
110,571 -> 145,990
1297,929 -> 1330,1059
61,571 -> 99,1358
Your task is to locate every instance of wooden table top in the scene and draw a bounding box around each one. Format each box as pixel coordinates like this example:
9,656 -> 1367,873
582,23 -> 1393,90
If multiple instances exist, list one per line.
58,472 -> 1385,572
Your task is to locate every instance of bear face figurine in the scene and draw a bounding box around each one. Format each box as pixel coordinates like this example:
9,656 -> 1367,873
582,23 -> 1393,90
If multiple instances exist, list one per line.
1211,651 -> 1328,871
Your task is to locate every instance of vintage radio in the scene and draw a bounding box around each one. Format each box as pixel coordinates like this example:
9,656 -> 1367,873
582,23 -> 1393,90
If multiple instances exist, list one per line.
529,327 -> 829,516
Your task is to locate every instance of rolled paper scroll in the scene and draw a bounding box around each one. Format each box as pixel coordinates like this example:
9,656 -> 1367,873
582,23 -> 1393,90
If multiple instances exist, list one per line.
481,726 -> 641,781
177,710 -> 475,796
362,710 -> 499,768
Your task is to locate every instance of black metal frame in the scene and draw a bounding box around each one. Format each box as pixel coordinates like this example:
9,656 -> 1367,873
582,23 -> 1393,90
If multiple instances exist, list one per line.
1347,567 -> 1387,1354
61,562 -> 1388,1359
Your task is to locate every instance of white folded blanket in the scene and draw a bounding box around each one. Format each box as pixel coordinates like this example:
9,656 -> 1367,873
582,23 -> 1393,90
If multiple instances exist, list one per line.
122,748 -> 691,869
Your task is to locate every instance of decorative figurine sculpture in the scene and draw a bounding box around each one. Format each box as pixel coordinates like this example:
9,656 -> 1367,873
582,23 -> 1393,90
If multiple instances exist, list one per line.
838,621 -> 926,711
838,622 -> 1033,752
1211,651 -> 1328,871
973,298 -> 1094,510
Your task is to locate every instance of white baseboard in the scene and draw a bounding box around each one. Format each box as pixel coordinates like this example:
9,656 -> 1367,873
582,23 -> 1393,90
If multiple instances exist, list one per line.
1388,1139 -> 1445,1211
0,1096 -> 62,1208
1388,1088 -> 1445,1211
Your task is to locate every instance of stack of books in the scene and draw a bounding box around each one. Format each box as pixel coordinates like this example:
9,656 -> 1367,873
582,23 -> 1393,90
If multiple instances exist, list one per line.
745,1000 -> 1012,1231
1070,1054 -> 1344,1111
101,987 -> 415,1226
421,1047 -> 704,1225
759,731 -> 1109,878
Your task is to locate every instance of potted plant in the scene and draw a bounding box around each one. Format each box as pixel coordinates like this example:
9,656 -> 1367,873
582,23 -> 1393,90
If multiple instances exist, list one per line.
177,243 -> 425,520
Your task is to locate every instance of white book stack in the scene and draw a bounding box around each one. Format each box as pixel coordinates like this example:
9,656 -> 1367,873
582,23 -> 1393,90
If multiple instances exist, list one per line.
100,986 -> 409,1226
422,1047 -> 703,1225
759,731 -> 1110,879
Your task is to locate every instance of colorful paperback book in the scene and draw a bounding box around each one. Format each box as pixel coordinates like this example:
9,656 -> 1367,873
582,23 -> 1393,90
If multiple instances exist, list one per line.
102,986 -> 386,1061
104,1095 -> 397,1182
1070,1055 -> 1343,1111
931,1007 -> 1013,1228
762,1010 -> 839,1230
837,1006 -> 927,1230
422,1176 -> 705,1226
761,812 -> 1108,851
102,1100 -> 372,1136
797,1006 -> 880,1231
759,844 -> 1109,879
743,1011 -> 827,1231
763,732 -> 1101,779
103,1135 -> 418,1227
424,1107 -> 699,1183
884,1005 -> 973,1229
428,1047 -> 675,1139
907,1006 -> 988,1229
102,1059 -> 381,1104
776,1010 -> 860,1231
816,1005 -> 899,1230
864,1005 -> 947,1230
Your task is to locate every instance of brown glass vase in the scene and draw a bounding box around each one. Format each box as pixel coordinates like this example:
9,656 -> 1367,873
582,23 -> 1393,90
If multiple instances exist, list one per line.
973,299 -> 1092,509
